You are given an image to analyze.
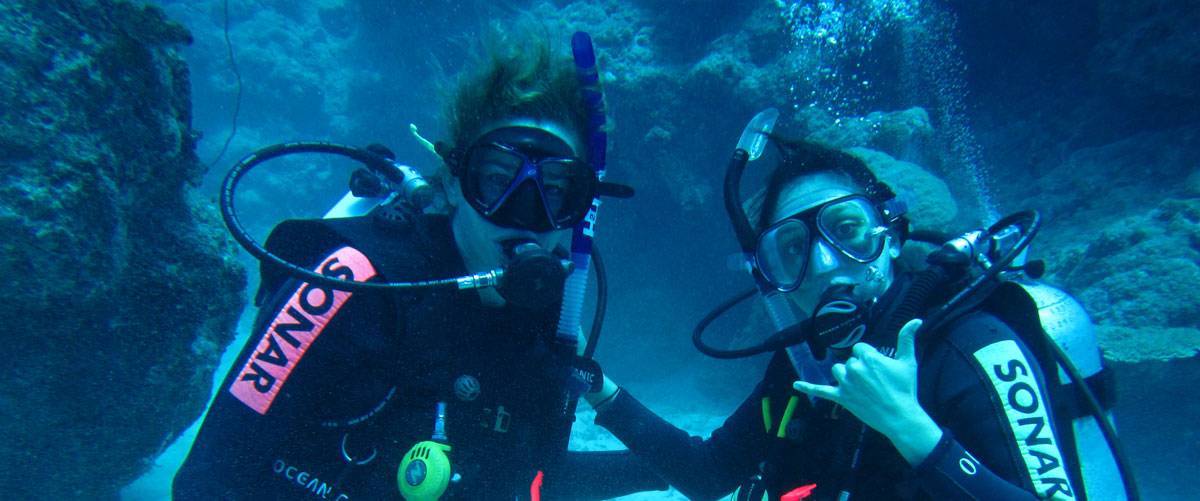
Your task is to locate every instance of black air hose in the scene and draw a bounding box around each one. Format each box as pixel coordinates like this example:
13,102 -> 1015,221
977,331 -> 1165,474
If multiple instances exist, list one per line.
583,245 -> 607,360
693,288 -> 775,359
873,266 -> 951,344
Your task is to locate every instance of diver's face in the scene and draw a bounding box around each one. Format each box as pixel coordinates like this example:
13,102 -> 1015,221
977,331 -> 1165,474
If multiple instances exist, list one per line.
770,173 -> 898,316
447,118 -> 579,306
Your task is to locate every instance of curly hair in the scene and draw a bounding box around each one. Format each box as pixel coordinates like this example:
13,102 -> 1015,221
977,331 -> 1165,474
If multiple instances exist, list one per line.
444,21 -> 590,154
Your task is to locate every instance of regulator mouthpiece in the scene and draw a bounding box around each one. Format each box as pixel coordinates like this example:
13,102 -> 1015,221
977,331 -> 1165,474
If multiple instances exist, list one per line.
498,241 -> 571,310
809,285 -> 868,359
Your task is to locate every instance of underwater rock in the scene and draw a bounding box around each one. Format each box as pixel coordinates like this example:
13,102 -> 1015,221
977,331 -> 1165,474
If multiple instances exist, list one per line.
1099,327 -> 1200,363
1090,0 -> 1200,103
0,1 -> 245,498
799,107 -> 934,159
845,147 -> 957,229
1049,198 -> 1200,362
1020,126 -> 1200,364
1011,124 -> 1199,249
158,0 -> 374,167
532,0 -> 660,86
684,4 -> 790,111
1184,169 -> 1200,198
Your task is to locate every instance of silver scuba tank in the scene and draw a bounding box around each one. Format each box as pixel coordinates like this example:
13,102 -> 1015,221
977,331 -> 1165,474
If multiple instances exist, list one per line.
1016,281 -> 1124,500
324,191 -> 387,219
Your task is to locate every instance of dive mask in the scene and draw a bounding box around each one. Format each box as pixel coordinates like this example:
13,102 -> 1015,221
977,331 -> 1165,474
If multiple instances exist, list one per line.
755,195 -> 894,292
450,126 -> 598,232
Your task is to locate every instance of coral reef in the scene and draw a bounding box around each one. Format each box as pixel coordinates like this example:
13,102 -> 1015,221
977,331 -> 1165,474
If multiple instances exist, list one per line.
0,1 -> 244,498
1008,125 -> 1200,361
164,0 -> 373,146
798,108 -> 933,159
947,0 -> 1199,365
846,146 -> 956,229
1051,198 -> 1200,362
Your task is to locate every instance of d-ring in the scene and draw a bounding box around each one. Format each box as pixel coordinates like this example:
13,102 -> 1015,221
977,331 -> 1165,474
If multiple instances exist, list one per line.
340,433 -> 378,465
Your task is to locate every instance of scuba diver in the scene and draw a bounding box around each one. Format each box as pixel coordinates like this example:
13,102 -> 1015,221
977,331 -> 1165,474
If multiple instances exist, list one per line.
173,28 -> 665,500
582,112 -> 1131,500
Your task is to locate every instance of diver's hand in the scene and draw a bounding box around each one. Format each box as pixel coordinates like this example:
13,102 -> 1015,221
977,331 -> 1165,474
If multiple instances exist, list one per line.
583,375 -> 619,412
573,328 -> 620,411
793,318 -> 942,465
576,328 -> 588,356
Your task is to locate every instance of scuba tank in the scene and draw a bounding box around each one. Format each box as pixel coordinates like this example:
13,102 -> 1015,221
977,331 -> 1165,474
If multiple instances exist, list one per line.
962,224 -> 1128,500
325,143 -> 433,219
1017,282 -> 1124,500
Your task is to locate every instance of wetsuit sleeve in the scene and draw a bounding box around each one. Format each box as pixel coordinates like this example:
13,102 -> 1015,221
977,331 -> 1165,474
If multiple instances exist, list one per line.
594,382 -> 772,500
539,450 -> 669,499
173,246 -> 386,500
913,312 -> 1078,501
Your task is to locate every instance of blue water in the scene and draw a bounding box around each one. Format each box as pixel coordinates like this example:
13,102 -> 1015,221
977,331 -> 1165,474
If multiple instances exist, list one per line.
9,0 -> 1197,499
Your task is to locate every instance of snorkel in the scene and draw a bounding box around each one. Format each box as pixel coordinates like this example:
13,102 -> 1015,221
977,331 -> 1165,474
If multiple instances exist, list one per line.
536,32 -> 610,453
556,31 -> 607,354
717,108 -> 836,386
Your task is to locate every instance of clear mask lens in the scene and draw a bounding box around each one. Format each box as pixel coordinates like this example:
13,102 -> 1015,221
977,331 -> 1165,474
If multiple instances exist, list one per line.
817,197 -> 886,261
755,196 -> 888,291
756,219 -> 811,291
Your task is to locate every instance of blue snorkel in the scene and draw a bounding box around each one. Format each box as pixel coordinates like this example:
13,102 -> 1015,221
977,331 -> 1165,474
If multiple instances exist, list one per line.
545,33 -> 609,453
556,32 -> 607,353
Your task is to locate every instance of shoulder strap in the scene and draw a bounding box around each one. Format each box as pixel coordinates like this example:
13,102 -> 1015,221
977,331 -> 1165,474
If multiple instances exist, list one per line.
256,218 -> 347,306
980,282 -> 1090,499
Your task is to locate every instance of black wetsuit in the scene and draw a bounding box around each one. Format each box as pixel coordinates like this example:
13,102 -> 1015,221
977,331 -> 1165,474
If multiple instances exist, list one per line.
174,214 -> 664,500
596,280 -> 1081,500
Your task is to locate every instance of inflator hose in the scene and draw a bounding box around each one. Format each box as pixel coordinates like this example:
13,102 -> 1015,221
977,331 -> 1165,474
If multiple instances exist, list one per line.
874,266 -> 951,343
692,288 -> 769,359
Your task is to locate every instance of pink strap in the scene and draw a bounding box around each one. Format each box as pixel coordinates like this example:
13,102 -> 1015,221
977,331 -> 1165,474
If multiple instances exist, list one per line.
229,247 -> 377,415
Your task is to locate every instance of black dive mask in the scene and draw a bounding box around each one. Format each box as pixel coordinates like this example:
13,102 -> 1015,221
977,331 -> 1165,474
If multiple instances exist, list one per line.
452,127 -> 598,232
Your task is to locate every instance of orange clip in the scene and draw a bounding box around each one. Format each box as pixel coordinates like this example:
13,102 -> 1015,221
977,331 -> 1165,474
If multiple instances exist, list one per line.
781,483 -> 817,501
530,470 -> 545,501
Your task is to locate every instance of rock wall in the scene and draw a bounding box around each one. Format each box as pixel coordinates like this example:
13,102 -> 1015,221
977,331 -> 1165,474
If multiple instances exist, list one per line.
1091,0 -> 1200,105
0,1 -> 245,498
962,0 -> 1200,363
